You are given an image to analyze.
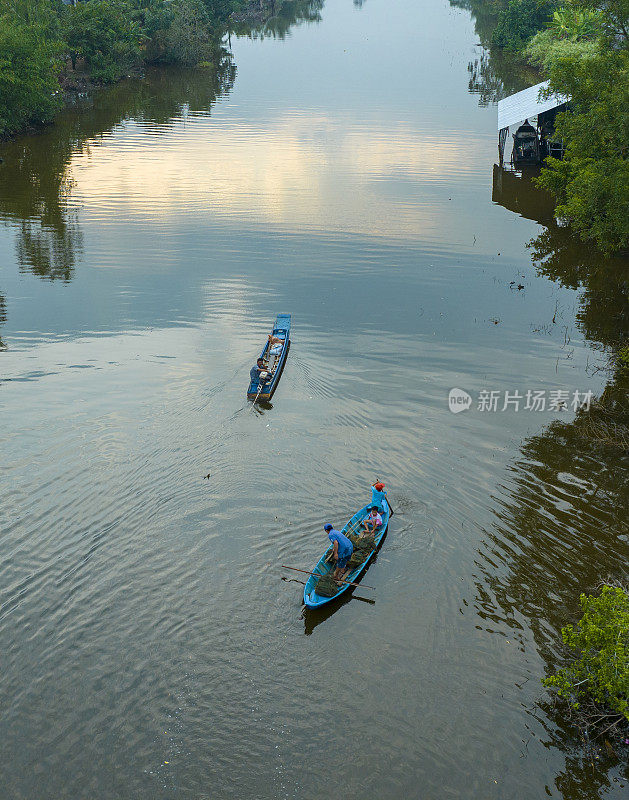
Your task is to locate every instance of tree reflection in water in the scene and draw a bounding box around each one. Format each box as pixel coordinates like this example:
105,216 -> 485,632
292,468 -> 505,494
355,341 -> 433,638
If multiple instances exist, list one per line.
530,228 -> 629,353
478,174 -> 628,793
232,0 -> 324,41
450,0 -> 538,104
467,50 -> 536,106
475,389 -> 628,792
0,53 -> 236,282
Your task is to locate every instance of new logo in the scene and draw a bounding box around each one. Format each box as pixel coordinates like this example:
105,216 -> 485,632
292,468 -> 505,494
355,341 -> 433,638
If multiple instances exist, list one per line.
448,387 -> 472,414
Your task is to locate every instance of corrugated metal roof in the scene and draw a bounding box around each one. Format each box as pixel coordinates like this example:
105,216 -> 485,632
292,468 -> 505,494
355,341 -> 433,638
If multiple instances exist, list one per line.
497,81 -> 569,130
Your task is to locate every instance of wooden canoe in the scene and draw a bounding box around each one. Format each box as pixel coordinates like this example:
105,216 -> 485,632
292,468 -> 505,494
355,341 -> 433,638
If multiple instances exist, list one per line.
303,499 -> 390,608
247,313 -> 291,402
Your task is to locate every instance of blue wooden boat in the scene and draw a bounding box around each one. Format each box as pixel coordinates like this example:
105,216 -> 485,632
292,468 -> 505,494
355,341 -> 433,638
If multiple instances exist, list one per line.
303,498 -> 390,608
247,314 -> 291,402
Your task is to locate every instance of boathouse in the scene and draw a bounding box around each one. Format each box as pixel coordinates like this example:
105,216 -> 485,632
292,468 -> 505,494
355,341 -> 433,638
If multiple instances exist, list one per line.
497,81 -> 569,166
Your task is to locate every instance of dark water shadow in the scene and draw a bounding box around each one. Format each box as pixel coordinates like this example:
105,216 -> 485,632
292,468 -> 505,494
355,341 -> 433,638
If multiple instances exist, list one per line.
473,165 -> 629,793
0,293 -> 6,350
492,164 -> 556,226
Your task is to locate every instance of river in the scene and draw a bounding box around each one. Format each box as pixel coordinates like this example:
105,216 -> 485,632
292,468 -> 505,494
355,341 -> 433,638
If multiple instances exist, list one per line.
1,0 -> 628,798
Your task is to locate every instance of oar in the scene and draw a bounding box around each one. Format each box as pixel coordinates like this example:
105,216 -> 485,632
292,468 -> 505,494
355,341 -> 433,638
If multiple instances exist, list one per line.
281,565 -> 375,590
281,576 -> 375,605
251,382 -> 264,407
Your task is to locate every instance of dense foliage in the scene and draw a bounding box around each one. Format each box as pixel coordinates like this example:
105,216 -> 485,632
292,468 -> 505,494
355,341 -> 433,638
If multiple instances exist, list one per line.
544,586 -> 629,722
491,0 -> 557,50
143,0 -> 217,66
62,0 -> 142,82
537,43 -> 629,251
0,0 -> 63,135
0,0 -> 256,137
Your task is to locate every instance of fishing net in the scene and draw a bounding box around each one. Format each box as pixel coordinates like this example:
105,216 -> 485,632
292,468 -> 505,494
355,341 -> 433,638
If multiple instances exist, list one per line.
314,572 -> 339,597
346,532 -> 377,569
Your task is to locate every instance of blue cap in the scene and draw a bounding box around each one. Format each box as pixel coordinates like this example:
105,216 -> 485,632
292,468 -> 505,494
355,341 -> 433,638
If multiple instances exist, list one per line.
324,524 -> 333,531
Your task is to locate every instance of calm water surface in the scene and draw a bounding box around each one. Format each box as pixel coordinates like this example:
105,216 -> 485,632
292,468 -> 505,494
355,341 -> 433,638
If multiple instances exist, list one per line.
1,1 -> 628,798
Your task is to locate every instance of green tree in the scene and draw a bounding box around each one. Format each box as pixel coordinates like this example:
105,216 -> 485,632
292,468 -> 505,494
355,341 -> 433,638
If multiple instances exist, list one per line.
544,586 -> 629,722
536,45 -> 629,251
548,4 -> 601,39
491,0 -> 557,50
62,0 -> 142,83
0,0 -> 63,137
581,0 -> 629,40
143,0 -> 217,65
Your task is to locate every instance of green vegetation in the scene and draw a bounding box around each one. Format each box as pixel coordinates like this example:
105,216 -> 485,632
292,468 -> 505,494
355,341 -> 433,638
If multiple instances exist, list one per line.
62,0 -> 142,83
544,585 -> 629,738
0,0 -> 63,136
492,0 -> 556,50
617,344 -> 629,377
143,0 -> 217,66
0,0 -> 282,138
537,43 -> 629,252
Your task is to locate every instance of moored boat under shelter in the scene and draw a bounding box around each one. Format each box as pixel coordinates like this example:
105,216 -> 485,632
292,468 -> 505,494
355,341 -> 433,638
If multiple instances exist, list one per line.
497,81 -> 569,166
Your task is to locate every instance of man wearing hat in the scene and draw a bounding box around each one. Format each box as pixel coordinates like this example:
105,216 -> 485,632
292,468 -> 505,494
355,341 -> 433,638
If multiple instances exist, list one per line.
324,523 -> 353,584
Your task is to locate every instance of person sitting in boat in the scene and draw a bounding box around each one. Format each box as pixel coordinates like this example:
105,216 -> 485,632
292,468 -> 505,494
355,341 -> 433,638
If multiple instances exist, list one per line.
267,333 -> 285,355
362,506 -> 382,536
324,523 -> 353,584
370,481 -> 387,512
250,357 -> 269,384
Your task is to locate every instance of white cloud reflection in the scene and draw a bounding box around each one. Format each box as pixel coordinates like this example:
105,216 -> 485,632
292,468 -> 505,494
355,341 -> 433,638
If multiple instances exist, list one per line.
70,112 -> 488,241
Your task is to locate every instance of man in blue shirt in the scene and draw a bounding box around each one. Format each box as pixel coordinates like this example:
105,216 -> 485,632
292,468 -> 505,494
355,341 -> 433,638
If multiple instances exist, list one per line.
324,523 -> 353,583
370,481 -> 388,513
250,358 -> 268,385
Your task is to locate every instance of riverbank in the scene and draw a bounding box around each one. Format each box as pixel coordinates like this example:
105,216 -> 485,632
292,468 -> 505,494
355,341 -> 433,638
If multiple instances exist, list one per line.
0,0 -> 299,142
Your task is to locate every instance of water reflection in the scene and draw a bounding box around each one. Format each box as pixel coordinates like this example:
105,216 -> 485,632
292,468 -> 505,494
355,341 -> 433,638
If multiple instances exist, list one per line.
539,699 -> 629,800
492,164 -> 555,225
467,50 -> 535,106
232,0 -> 324,40
1,2 -> 627,797
472,233 -> 629,792
530,230 -> 629,351
0,58 -> 235,281
450,0 -> 537,103
475,392 -> 629,790
0,139 -> 82,281
486,160 -> 628,792
491,165 -> 629,351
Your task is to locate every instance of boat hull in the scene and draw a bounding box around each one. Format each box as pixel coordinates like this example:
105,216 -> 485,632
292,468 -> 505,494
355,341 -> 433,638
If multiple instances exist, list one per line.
303,499 -> 390,608
247,314 -> 291,401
